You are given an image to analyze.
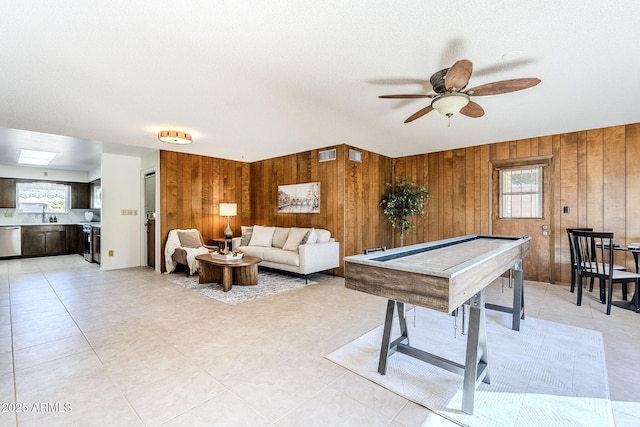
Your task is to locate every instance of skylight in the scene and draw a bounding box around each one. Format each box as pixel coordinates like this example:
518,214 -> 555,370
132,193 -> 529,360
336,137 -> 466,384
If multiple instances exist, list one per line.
18,149 -> 58,166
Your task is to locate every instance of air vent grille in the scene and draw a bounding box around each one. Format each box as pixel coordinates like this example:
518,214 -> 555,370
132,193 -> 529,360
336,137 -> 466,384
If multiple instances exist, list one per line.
318,149 -> 336,162
349,149 -> 362,162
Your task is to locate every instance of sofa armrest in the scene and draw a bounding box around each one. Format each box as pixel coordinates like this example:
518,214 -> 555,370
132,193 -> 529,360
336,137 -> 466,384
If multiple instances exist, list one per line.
231,237 -> 243,252
298,241 -> 340,275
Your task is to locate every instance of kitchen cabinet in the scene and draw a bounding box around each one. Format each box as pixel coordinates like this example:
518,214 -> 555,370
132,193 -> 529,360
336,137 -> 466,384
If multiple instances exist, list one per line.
71,183 -> 90,209
21,225 -> 68,256
90,179 -> 101,209
0,178 -> 17,208
66,225 -> 82,254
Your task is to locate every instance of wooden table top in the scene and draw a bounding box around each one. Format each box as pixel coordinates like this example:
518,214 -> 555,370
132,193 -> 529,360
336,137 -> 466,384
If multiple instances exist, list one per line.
196,254 -> 261,267
344,234 -> 530,312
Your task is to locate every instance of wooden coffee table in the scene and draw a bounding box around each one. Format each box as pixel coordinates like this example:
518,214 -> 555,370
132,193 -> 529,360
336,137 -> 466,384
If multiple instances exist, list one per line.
195,254 -> 261,292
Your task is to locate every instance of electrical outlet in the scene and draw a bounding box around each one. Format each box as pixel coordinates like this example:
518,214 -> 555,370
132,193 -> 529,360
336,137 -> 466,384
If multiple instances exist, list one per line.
4,212 -> 13,218
108,250 -> 114,256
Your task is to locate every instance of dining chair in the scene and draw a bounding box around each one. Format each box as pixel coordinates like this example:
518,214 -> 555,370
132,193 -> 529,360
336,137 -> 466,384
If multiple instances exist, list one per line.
567,228 -> 627,296
566,228 -> 593,293
572,230 -> 639,315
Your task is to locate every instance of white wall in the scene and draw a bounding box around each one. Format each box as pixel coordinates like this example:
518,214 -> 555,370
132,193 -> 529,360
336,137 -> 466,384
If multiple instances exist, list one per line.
0,164 -> 88,182
100,153 -> 142,270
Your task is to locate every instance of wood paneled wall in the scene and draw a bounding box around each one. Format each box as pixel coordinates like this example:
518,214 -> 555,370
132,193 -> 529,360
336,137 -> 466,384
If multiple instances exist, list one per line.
158,123 -> 640,283
159,151 -> 250,272
393,123 -> 640,284
249,145 -> 393,276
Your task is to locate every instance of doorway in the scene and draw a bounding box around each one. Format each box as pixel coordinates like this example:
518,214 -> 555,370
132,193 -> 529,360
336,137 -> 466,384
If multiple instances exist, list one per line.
144,172 -> 156,268
491,157 -> 553,282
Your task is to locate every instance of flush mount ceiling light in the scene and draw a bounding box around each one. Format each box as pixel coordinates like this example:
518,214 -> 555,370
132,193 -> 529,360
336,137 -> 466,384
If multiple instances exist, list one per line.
431,93 -> 470,117
18,149 -> 58,166
158,130 -> 192,145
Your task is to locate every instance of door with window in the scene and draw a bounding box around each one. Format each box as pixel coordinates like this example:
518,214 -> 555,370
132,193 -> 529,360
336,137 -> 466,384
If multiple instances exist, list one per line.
492,158 -> 552,282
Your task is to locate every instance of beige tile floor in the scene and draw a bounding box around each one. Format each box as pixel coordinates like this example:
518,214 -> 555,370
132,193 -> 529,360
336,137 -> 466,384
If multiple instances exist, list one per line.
0,255 -> 638,426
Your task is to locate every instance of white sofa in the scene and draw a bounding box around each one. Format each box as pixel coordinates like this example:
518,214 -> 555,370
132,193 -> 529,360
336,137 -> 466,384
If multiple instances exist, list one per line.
233,225 -> 340,279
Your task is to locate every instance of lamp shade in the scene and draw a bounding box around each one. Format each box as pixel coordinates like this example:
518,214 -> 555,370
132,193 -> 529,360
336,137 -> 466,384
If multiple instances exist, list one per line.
431,93 -> 470,117
219,203 -> 237,217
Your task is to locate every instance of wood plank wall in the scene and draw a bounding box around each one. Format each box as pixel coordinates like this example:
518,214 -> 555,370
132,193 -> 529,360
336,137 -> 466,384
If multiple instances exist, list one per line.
393,123 -> 640,284
158,123 -> 640,283
159,151 -> 250,272
249,145 -> 393,276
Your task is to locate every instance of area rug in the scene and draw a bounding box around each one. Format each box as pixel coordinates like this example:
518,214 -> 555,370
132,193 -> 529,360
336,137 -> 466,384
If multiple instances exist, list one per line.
167,270 -> 317,305
326,307 -> 613,427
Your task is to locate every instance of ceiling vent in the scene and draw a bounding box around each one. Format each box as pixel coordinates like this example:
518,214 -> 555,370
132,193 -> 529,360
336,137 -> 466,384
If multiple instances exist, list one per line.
349,149 -> 362,162
318,149 -> 336,162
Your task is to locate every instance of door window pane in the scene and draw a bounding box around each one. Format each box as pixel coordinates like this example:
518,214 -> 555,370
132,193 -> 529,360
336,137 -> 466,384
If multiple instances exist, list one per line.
499,167 -> 542,218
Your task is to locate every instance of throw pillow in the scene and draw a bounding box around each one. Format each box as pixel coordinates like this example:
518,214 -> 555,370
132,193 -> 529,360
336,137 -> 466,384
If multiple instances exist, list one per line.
272,228 -> 290,248
292,227 -> 317,244
248,225 -> 276,247
177,230 -> 202,248
283,229 -> 310,251
241,226 -> 254,246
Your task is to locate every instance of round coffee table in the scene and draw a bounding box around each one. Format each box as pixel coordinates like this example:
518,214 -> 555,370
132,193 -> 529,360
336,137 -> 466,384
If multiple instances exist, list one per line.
195,254 -> 261,292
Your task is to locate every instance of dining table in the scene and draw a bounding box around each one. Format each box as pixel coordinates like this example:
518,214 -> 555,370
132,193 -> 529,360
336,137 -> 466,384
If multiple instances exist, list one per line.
611,244 -> 640,313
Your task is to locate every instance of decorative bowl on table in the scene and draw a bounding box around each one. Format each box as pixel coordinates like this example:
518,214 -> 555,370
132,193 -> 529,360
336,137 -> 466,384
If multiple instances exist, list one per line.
210,252 -> 244,261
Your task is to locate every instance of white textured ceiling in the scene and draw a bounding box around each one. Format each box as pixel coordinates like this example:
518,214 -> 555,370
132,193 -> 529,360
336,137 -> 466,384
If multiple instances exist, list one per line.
1,1 -> 639,171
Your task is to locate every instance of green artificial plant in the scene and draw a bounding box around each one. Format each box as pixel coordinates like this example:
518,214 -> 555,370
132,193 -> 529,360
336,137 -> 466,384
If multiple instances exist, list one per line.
379,179 -> 428,247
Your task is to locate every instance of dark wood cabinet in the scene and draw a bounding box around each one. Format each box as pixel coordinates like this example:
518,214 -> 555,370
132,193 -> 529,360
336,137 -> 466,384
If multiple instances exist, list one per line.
71,183 -> 90,209
21,225 -> 68,256
0,178 -> 17,208
66,225 -> 82,254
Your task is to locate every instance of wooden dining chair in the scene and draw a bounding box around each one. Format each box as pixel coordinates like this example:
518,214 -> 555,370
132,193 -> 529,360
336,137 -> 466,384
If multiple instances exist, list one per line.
572,231 -> 638,315
566,228 -> 593,293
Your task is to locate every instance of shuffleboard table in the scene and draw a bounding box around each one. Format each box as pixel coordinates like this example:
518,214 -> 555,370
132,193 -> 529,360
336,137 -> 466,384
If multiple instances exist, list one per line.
344,234 -> 531,415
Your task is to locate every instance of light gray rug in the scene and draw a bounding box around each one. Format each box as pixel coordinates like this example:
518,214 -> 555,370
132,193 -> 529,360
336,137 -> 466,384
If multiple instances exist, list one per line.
326,307 -> 613,427
167,270 -> 317,305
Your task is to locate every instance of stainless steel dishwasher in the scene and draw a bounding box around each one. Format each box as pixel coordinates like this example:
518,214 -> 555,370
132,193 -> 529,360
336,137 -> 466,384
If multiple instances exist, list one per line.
0,226 -> 21,257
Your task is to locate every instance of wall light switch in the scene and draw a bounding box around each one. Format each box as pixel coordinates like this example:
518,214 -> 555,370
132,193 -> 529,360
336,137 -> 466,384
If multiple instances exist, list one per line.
563,206 -> 570,214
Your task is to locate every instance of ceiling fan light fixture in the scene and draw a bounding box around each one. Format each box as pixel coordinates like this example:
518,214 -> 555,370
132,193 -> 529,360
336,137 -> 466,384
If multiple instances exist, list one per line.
431,93 -> 470,117
158,130 -> 192,145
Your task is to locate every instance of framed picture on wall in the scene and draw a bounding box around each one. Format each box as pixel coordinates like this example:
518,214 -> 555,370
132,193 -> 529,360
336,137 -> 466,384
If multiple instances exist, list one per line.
278,182 -> 320,213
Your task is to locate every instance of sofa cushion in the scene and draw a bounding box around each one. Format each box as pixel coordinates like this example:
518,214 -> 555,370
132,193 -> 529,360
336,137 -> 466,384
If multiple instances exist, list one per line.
272,227 -> 290,248
283,229 -> 309,251
177,230 -> 202,248
316,229 -> 331,243
263,248 -> 300,266
291,227 -> 317,244
239,245 -> 265,259
241,226 -> 253,246
249,225 -> 276,247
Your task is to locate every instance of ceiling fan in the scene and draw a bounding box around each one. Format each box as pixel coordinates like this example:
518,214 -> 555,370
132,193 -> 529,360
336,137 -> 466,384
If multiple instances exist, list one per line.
379,59 -> 540,124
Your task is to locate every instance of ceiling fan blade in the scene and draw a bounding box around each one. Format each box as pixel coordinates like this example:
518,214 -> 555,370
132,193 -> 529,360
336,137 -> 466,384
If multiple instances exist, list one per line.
379,94 -> 435,99
460,101 -> 484,118
466,78 -> 541,96
404,105 -> 434,123
445,59 -> 473,90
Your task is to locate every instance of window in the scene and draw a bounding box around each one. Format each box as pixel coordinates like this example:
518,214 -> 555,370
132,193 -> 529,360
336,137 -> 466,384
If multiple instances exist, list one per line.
17,182 -> 70,214
499,166 -> 542,218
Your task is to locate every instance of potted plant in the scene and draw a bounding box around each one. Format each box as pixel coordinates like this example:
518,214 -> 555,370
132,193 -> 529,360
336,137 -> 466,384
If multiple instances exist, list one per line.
380,179 -> 428,247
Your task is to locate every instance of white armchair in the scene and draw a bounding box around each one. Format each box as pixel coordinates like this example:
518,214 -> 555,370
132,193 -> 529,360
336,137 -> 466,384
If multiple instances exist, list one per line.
164,229 -> 214,275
